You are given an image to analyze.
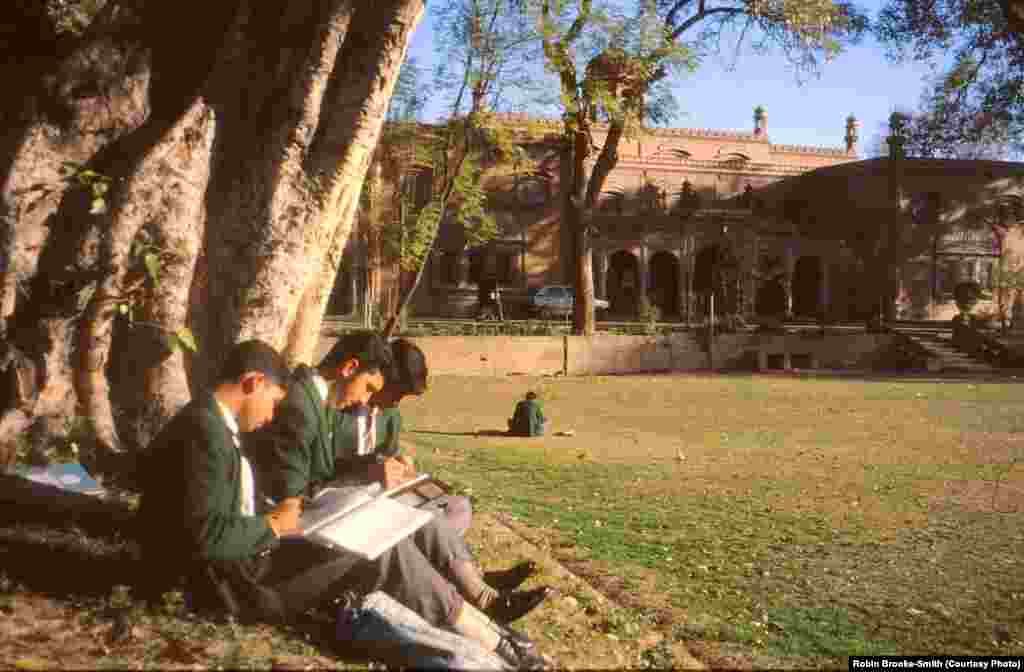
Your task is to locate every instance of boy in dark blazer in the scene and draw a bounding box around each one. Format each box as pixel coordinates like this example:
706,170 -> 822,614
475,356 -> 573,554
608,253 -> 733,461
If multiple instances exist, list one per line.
135,339 -> 358,620
248,332 -> 548,668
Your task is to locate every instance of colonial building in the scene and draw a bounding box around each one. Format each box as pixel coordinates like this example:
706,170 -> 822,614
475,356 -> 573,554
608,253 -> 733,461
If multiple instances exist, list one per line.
328,109 -> 1024,324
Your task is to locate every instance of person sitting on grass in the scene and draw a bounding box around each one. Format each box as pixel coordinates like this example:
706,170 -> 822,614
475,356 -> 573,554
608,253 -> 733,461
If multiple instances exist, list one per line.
336,337 -> 539,588
247,331 -> 550,667
507,391 -> 545,437
135,340 -> 327,621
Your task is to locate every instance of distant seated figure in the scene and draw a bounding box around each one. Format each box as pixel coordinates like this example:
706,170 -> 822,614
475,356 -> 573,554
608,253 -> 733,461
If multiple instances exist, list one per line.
507,392 -> 545,437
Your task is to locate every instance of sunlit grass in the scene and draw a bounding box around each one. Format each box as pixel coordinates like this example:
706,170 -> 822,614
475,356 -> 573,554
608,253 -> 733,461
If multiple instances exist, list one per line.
407,374 -> 1024,665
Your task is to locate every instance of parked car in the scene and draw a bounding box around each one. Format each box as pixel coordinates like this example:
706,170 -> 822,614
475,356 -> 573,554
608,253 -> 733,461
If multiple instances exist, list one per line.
528,285 -> 609,318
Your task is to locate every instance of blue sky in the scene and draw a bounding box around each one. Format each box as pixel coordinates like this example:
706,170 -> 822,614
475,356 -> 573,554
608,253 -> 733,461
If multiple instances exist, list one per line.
405,1 -> 938,155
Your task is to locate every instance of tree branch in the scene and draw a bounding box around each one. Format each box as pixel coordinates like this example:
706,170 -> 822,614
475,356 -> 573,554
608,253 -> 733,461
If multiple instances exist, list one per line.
565,0 -> 593,45
670,6 -> 745,39
583,117 -> 625,209
666,0 -> 698,30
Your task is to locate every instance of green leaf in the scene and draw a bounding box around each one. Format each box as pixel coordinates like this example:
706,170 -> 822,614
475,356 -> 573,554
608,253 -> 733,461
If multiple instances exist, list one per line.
118,303 -> 128,315
144,253 -> 161,286
89,197 -> 107,215
76,284 -> 96,312
175,327 -> 198,353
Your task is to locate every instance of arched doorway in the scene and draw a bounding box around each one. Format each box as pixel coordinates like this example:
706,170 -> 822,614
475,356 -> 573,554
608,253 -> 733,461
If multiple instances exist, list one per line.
792,256 -> 822,317
607,250 -> 639,317
693,244 -> 739,317
648,251 -> 679,317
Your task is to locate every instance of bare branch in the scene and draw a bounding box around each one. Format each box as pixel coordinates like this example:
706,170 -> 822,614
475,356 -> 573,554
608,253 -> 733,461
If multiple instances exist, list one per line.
670,6 -> 746,40
565,0 -> 593,45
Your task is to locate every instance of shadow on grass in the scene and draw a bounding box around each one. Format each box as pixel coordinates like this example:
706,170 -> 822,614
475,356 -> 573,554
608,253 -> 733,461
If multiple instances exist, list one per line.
0,526 -> 136,599
409,429 -> 512,437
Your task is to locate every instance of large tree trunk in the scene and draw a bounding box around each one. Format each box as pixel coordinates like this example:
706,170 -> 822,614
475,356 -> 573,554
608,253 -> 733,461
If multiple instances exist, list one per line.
0,0 -> 425,468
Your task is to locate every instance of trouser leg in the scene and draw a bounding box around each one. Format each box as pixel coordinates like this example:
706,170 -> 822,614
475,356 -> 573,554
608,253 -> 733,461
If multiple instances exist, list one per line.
421,495 -> 473,538
413,516 -> 473,572
264,539 -> 362,618
354,536 -> 465,627
411,516 -> 503,611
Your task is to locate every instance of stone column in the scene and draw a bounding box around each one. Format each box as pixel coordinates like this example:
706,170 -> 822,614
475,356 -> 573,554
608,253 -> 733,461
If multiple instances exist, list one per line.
784,242 -> 795,317
457,253 -> 470,287
639,245 -> 649,303
676,251 -> 686,318
687,239 -> 696,324
819,260 -> 830,320
595,250 -> 607,299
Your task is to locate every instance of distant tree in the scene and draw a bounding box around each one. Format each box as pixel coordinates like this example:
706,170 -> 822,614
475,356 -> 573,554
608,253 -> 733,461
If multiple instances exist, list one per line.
865,104 -> 1009,159
380,0 -> 534,336
528,0 -> 867,335
876,0 -> 1024,157
387,56 -> 427,122
991,251 -> 1024,330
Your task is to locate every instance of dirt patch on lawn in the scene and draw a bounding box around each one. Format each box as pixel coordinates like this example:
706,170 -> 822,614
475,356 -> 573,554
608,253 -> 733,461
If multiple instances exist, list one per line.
467,511 -> 706,669
929,479 -> 1024,513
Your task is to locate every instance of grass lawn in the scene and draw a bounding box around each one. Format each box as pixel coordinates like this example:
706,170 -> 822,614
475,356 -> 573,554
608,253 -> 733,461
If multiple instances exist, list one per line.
403,373 -> 1024,668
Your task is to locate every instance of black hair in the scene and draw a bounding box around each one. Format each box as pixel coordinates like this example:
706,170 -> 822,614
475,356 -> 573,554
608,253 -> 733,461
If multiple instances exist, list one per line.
386,338 -> 428,395
217,340 -> 291,387
318,330 -> 393,376
525,391 -> 537,400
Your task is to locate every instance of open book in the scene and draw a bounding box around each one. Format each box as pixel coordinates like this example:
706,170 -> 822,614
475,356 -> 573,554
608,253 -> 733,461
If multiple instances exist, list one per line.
11,462 -> 106,496
286,474 -> 436,561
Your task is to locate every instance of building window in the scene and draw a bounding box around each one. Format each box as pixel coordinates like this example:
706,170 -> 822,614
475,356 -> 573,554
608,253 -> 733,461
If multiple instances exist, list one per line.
439,251 -> 460,285
467,249 -> 484,285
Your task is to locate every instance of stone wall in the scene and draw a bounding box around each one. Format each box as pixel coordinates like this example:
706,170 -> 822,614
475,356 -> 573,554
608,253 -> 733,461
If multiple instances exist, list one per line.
315,332 -> 896,376
742,332 -> 895,370
315,336 -> 567,376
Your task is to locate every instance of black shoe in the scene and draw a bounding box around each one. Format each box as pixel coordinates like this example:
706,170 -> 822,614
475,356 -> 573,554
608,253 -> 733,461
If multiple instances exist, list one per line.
494,634 -> 550,670
484,561 -> 538,592
484,586 -> 552,625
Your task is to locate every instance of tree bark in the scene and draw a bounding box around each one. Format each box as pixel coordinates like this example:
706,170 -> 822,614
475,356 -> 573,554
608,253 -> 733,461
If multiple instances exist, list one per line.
0,0 -> 426,464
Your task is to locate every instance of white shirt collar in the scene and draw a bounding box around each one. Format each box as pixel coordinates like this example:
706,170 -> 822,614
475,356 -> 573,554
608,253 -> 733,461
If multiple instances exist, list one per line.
213,397 -> 253,515
214,397 -> 240,437
311,373 -> 329,404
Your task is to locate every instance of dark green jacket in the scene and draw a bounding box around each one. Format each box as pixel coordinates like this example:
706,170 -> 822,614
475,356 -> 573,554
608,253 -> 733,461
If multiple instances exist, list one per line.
509,399 -> 545,437
376,407 -> 402,459
248,365 -> 342,501
330,406 -> 402,476
137,393 -> 276,565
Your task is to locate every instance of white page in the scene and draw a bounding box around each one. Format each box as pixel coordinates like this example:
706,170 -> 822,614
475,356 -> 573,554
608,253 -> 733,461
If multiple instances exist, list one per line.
309,497 -> 433,561
297,484 -> 378,535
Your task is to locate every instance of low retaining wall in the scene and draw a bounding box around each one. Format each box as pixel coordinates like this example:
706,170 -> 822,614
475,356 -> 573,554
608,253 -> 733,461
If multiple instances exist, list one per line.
743,332 -> 895,370
314,332 -> 896,376
315,336 -> 566,376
